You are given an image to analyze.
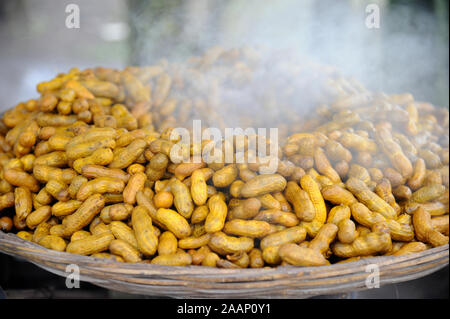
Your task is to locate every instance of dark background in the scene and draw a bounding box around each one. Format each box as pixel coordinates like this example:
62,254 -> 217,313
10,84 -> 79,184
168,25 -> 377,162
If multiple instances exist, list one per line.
0,0 -> 448,298
0,253 -> 448,299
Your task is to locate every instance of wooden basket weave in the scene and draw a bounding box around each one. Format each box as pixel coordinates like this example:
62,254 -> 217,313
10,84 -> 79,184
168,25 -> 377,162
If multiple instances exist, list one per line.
0,231 -> 448,298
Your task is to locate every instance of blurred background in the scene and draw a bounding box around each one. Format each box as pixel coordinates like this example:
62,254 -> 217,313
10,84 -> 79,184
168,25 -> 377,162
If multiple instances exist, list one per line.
0,0 -> 448,299
0,0 -> 448,110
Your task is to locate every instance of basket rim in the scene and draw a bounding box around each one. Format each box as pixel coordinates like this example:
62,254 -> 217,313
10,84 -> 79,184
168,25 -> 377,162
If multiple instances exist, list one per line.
1,230 -> 448,276
1,230 -> 448,297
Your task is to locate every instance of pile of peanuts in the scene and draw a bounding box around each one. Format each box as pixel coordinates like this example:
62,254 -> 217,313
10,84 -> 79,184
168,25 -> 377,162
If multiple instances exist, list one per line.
0,47 -> 448,268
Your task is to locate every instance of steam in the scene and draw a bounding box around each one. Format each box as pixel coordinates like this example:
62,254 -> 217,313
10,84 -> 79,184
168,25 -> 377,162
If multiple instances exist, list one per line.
129,0 -> 448,110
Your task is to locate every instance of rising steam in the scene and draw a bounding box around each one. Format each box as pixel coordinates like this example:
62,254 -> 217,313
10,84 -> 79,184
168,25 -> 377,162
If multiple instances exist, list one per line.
129,0 -> 448,110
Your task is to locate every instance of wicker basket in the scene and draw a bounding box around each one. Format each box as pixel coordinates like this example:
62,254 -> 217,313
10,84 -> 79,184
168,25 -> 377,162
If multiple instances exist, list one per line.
0,231 -> 448,298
